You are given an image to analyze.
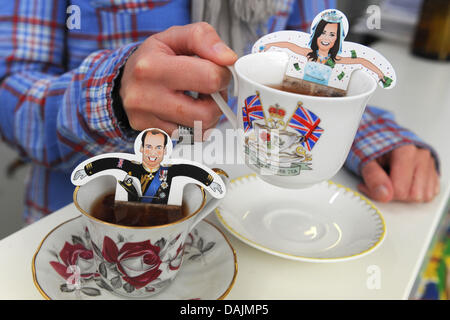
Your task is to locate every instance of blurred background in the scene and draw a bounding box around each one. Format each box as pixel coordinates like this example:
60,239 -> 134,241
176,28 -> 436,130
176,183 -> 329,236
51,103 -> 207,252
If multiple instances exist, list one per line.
0,142 -> 28,239
341,0 -> 423,44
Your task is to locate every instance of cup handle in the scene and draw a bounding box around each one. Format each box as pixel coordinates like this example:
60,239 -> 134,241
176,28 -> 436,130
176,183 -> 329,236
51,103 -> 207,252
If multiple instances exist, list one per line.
211,65 -> 239,129
188,168 -> 230,232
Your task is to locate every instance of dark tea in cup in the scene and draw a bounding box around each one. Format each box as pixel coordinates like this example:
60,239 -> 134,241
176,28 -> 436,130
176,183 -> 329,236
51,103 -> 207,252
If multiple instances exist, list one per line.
267,75 -> 347,97
90,192 -> 186,227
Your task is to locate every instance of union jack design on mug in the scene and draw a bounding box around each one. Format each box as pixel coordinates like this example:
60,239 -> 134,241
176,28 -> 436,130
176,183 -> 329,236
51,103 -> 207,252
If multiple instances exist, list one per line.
287,102 -> 324,151
242,93 -> 265,132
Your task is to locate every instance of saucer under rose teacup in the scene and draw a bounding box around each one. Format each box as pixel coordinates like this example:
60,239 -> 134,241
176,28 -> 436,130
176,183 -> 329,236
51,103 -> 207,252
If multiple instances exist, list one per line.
32,216 -> 237,300
215,174 -> 386,263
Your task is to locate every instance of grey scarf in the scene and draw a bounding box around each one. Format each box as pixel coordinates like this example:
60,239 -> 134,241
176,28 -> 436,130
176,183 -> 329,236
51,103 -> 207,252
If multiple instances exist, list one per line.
191,0 -> 280,57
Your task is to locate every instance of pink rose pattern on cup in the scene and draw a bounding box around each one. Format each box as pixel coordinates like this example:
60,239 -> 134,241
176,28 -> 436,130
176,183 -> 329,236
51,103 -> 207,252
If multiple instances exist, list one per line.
100,236 -> 166,292
49,227 -> 100,296
49,227 -> 215,298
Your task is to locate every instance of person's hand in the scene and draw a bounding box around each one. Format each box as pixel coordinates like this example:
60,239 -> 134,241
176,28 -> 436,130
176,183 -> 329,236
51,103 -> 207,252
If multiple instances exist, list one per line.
120,22 -> 237,137
357,145 -> 440,203
263,44 -> 272,52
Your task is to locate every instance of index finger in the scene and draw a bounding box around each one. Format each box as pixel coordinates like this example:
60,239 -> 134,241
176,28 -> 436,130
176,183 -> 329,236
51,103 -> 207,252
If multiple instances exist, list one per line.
153,22 -> 237,66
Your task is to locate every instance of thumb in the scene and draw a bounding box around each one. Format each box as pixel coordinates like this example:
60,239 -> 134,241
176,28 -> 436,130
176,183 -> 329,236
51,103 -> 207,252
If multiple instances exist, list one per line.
358,160 -> 393,202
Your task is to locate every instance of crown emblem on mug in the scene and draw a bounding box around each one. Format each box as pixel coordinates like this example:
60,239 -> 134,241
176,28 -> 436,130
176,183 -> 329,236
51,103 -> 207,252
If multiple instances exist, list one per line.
268,104 -> 286,119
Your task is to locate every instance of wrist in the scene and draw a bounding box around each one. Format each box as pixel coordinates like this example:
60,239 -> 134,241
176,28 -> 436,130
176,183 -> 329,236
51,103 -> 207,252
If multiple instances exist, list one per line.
345,106 -> 441,176
111,65 -> 130,132
109,43 -> 141,139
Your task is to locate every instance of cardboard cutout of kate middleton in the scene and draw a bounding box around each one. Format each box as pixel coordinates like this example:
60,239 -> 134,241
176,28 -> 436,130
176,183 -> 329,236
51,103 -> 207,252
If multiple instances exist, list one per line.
71,128 -> 225,206
253,9 -> 396,93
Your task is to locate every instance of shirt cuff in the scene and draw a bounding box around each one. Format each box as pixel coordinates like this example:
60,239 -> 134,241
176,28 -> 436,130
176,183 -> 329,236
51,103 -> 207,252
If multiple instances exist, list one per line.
345,106 -> 440,176
108,42 -> 141,141
80,41 -> 142,152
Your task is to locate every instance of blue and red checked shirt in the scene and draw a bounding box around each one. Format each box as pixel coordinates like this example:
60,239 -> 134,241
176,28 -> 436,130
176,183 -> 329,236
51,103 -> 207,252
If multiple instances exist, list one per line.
0,0 -> 437,223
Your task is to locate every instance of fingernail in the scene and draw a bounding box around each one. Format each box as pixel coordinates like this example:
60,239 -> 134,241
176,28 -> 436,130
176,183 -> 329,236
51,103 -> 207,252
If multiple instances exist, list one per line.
213,42 -> 237,58
435,183 -> 440,195
374,185 -> 389,200
413,193 -> 423,202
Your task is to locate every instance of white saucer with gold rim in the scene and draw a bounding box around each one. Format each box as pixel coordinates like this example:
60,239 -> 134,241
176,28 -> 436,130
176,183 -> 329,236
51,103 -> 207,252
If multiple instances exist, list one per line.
32,216 -> 237,299
215,174 -> 386,262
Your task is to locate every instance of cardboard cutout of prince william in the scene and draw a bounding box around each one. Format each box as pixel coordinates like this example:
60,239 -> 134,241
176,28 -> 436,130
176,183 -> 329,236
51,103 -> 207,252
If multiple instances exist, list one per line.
71,128 -> 225,206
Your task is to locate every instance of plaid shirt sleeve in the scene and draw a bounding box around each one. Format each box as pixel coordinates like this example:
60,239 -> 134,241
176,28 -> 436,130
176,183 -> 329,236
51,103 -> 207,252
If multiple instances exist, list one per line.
345,106 -> 440,176
0,0 -> 139,173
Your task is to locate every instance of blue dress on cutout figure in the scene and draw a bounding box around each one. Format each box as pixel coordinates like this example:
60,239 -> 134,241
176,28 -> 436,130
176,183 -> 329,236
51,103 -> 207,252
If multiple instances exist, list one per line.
303,61 -> 333,86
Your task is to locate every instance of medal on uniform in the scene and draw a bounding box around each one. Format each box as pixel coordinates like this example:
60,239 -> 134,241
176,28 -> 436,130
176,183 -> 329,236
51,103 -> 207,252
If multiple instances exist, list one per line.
160,168 -> 168,189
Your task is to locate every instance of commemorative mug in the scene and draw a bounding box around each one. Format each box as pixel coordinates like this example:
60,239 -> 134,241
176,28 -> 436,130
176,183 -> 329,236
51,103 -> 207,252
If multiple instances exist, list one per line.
73,169 -> 229,298
211,51 -> 377,189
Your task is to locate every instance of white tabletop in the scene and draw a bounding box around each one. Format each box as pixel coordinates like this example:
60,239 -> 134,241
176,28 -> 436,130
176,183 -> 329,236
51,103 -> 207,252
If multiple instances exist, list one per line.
0,41 -> 449,300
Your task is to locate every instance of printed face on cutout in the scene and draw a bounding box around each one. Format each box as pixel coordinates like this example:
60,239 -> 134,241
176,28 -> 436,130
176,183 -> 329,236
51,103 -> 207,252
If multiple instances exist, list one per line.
140,132 -> 166,170
317,23 -> 338,53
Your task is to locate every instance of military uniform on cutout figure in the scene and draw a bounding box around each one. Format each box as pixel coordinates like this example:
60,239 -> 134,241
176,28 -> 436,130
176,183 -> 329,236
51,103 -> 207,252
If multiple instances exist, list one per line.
71,128 -> 224,206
